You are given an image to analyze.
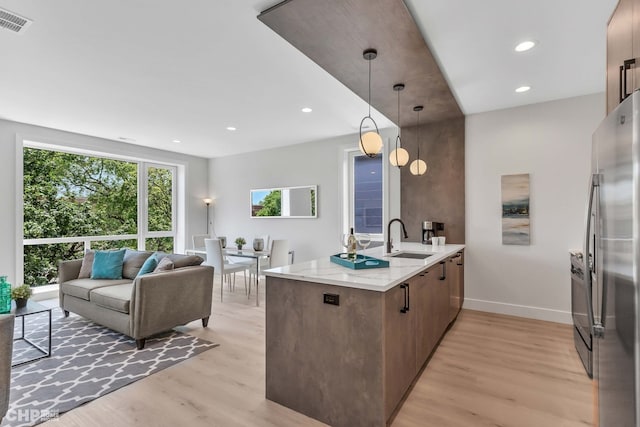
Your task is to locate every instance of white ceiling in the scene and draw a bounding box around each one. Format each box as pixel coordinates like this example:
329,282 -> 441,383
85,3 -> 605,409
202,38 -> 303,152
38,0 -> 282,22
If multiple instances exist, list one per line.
405,0 -> 619,114
0,0 -> 619,158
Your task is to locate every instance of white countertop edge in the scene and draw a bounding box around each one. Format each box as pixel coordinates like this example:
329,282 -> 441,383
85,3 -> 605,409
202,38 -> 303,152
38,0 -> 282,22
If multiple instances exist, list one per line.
265,243 -> 465,292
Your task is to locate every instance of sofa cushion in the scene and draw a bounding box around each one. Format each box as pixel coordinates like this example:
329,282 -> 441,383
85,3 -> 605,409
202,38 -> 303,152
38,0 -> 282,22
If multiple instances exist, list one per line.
156,253 -> 204,269
78,250 -> 95,279
154,257 -> 174,272
90,283 -> 133,314
122,250 -> 153,279
137,254 -> 158,277
92,249 -> 126,280
61,278 -> 131,301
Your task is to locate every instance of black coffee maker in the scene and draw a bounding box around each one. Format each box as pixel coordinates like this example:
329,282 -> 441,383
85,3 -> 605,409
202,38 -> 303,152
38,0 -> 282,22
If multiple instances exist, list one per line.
422,221 -> 444,244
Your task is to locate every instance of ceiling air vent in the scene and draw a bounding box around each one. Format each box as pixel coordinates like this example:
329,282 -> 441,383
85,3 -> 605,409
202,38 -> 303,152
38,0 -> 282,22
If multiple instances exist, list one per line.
0,8 -> 33,34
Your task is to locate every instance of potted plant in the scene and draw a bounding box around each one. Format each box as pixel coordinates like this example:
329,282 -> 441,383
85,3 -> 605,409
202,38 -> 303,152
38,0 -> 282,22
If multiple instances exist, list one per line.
235,237 -> 246,250
11,284 -> 32,309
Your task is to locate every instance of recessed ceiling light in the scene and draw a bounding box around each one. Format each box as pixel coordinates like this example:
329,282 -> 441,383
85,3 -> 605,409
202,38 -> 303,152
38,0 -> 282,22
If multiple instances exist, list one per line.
301,107 -> 312,113
118,137 -> 136,142
515,86 -> 531,93
515,41 -> 536,52
172,139 -> 181,144
226,127 -> 237,131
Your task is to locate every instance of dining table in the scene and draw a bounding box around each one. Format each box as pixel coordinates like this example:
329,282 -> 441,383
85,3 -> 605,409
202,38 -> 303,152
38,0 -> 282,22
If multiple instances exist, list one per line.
186,247 -> 269,307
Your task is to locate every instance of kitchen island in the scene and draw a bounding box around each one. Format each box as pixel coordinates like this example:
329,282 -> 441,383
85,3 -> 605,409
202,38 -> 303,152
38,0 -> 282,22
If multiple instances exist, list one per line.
264,243 -> 465,427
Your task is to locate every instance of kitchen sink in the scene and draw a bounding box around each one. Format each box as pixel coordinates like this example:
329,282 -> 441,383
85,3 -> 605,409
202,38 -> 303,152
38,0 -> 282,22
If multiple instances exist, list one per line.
388,252 -> 432,259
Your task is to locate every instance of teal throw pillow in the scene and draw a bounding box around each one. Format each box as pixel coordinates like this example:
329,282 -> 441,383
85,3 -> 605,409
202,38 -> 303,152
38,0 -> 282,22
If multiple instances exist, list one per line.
137,254 -> 158,277
91,249 -> 126,280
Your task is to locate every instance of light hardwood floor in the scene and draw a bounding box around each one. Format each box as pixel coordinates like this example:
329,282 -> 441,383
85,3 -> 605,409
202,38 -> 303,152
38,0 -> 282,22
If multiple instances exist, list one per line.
39,278 -> 592,427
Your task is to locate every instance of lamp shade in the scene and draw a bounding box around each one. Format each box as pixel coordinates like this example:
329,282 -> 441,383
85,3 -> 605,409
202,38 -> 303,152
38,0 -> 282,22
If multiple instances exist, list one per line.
389,147 -> 409,167
359,131 -> 383,157
203,198 -> 213,205
409,159 -> 427,176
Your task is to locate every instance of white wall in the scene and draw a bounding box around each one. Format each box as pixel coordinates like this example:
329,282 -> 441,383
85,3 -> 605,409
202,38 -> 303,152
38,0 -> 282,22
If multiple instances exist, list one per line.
0,119 -> 209,286
209,129 -> 400,262
465,93 -> 605,323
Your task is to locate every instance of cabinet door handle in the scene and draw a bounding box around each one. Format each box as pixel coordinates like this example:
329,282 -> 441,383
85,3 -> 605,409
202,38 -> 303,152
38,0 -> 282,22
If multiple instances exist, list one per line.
621,58 -> 636,103
440,261 -> 446,281
400,284 -> 408,313
406,283 -> 410,312
620,64 -> 625,103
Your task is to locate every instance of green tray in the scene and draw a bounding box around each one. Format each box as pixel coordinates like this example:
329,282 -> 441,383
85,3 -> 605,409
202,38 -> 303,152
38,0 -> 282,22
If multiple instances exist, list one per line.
330,253 -> 389,269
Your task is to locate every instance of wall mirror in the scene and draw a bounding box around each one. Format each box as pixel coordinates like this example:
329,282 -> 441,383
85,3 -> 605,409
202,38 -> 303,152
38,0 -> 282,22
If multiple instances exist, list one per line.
250,185 -> 317,218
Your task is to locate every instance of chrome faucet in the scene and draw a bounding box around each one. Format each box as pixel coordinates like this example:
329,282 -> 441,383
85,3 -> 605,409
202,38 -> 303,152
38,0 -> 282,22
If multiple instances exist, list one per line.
386,218 -> 408,253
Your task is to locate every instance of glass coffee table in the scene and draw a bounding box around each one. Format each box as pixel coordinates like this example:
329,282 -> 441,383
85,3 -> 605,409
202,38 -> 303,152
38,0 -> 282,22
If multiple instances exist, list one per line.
12,300 -> 52,367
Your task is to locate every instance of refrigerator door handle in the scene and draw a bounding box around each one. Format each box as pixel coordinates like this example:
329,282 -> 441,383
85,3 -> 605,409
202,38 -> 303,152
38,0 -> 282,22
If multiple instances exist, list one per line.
583,173 -> 599,336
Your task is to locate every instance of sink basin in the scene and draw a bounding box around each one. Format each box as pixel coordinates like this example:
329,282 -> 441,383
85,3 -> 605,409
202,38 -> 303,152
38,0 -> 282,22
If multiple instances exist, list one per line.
389,252 -> 432,259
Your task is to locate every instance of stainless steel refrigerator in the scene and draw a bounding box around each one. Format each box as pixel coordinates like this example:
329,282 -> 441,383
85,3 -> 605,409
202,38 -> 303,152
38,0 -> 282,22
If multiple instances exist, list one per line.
587,90 -> 639,426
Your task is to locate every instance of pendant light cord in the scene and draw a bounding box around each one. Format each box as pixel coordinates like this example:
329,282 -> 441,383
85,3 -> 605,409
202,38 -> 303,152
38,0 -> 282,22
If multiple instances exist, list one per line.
397,89 -> 401,139
395,87 -> 401,166
416,109 -> 420,160
368,58 -> 372,118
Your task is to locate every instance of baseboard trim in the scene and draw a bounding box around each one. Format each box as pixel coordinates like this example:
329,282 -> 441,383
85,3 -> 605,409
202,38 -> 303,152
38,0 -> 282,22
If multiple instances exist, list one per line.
463,298 -> 572,324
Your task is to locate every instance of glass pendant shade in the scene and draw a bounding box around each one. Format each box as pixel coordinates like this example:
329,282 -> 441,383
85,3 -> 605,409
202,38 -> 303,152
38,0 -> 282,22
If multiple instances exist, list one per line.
359,130 -> 383,157
410,159 -> 427,175
389,147 -> 409,167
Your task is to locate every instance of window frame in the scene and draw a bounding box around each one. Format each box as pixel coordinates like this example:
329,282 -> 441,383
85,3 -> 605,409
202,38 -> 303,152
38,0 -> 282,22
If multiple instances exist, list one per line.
20,141 -> 179,286
343,148 -> 385,242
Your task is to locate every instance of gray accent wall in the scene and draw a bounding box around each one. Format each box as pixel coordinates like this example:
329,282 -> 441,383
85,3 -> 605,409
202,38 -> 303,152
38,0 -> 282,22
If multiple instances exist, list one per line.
400,117 -> 466,244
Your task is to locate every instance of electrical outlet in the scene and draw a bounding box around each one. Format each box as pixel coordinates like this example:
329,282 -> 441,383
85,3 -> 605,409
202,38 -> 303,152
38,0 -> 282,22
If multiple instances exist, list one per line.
323,293 -> 339,306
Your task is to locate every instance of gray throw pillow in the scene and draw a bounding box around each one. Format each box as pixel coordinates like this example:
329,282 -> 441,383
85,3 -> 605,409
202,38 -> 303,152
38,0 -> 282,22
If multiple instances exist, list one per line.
122,250 -> 153,279
153,257 -> 175,272
167,254 -> 204,269
78,250 -> 95,279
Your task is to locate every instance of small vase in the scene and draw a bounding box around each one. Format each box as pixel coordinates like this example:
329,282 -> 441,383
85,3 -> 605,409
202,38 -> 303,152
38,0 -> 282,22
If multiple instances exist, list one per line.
253,238 -> 264,251
219,236 -> 227,248
237,245 -> 243,250
15,298 -> 28,309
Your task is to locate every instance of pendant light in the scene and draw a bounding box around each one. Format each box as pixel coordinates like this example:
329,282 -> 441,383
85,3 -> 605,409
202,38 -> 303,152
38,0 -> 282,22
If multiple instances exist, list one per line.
389,83 -> 409,167
409,106 -> 427,176
358,48 -> 383,158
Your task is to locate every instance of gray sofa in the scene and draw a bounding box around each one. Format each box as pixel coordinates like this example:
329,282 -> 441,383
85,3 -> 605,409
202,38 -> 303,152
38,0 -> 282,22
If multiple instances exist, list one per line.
58,250 -> 214,349
0,314 -> 14,423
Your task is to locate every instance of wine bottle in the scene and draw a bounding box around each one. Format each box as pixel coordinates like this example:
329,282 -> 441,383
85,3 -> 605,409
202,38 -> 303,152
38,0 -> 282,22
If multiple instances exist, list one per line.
347,227 -> 357,261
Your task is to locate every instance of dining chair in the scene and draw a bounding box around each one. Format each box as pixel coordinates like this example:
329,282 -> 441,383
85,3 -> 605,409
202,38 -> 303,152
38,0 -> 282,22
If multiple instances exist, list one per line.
261,234 -> 271,252
204,238 -> 250,301
248,239 -> 290,296
192,234 -> 209,249
268,239 -> 290,269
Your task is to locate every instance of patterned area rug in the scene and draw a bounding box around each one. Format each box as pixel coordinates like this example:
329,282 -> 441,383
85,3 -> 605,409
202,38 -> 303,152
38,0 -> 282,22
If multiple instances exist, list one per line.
2,308 -> 218,427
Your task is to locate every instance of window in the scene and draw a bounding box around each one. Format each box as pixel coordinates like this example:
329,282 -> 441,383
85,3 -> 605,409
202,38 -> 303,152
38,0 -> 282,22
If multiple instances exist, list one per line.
22,146 -> 177,286
345,150 -> 384,239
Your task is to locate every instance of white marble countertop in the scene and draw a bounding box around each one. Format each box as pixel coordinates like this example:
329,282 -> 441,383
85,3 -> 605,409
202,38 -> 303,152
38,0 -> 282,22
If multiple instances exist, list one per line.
264,242 -> 465,292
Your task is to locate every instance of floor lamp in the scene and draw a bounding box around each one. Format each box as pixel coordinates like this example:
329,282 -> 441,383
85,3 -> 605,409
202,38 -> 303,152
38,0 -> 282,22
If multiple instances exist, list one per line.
203,198 -> 212,235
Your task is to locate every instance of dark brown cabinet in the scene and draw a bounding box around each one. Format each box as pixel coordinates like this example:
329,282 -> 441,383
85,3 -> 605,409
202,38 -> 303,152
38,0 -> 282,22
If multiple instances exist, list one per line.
448,251 -> 464,324
607,0 -> 636,114
383,280 -> 416,418
415,263 -> 448,367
